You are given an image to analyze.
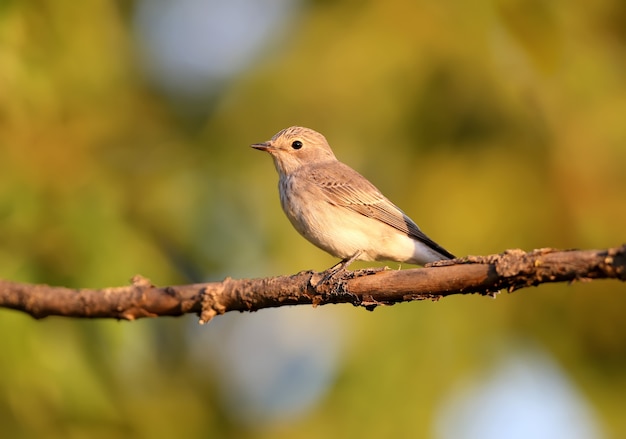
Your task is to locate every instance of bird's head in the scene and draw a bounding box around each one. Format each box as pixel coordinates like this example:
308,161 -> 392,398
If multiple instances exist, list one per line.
251,126 -> 337,175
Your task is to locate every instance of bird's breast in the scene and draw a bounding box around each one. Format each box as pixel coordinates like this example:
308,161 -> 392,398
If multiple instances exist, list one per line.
277,173 -> 385,259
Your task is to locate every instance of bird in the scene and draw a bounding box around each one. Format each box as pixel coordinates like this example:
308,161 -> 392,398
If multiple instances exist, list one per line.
251,126 -> 455,268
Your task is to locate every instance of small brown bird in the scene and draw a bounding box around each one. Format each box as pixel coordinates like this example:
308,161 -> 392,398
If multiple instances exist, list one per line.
252,126 -> 454,266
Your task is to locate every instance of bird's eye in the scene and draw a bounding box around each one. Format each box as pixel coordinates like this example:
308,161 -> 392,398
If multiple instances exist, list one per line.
291,140 -> 303,150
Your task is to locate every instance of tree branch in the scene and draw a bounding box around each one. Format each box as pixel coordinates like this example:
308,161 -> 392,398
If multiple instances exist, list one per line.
1,246 -> 624,324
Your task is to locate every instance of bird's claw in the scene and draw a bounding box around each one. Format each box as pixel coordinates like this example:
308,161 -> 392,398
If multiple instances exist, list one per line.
317,251 -> 362,285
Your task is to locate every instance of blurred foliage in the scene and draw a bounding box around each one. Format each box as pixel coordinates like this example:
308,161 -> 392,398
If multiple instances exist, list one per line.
0,0 -> 625,437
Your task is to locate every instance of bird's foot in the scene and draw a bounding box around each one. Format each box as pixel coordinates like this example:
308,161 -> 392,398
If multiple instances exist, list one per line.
318,251 -> 362,285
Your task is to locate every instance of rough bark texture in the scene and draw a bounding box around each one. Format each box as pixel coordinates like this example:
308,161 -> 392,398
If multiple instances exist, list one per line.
0,246 -> 624,324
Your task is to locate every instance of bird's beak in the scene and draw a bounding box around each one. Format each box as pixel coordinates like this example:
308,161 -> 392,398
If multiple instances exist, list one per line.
251,141 -> 272,151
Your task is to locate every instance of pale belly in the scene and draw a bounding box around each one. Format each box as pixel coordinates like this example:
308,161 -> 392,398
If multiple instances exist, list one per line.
280,180 -> 419,262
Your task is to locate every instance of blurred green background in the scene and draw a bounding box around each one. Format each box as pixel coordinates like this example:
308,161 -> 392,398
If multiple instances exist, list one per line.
1,0 -> 626,438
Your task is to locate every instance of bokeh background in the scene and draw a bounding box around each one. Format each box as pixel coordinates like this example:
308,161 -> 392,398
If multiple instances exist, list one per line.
1,0 -> 625,438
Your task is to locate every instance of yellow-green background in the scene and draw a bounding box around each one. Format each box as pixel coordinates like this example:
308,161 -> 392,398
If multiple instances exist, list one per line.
1,0 -> 625,437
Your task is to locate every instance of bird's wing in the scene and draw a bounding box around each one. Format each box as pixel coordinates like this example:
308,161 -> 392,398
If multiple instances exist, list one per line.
308,163 -> 455,259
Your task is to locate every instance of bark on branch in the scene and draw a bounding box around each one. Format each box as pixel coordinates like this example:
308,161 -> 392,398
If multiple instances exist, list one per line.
1,246 -> 624,324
